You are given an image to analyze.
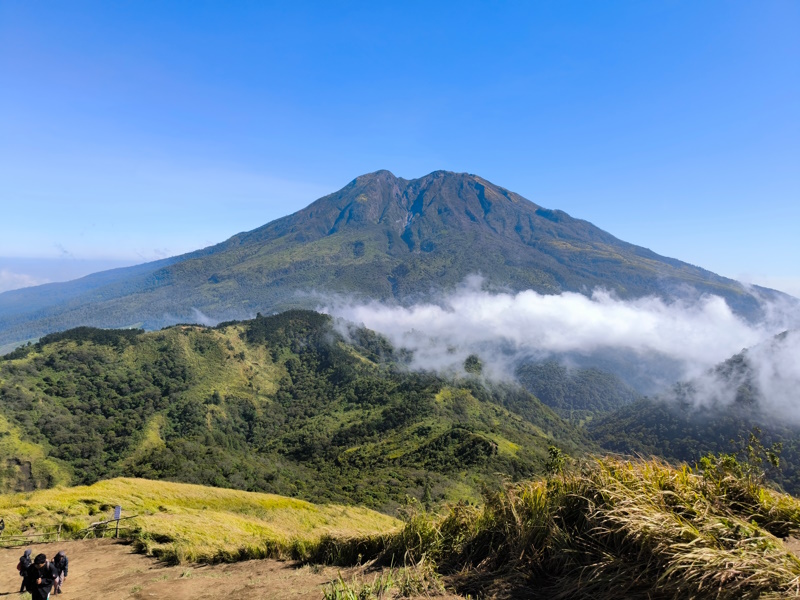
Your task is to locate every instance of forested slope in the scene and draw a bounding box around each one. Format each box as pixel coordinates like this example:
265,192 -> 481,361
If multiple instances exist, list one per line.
0,310 -> 587,510
516,360 -> 641,424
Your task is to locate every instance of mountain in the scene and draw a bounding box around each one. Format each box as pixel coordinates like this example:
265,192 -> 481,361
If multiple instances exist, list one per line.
589,330 -> 800,493
0,170 -> 788,353
0,310 -> 588,509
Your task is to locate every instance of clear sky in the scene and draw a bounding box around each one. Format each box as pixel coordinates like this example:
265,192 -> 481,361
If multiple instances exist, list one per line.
1,1 -> 798,295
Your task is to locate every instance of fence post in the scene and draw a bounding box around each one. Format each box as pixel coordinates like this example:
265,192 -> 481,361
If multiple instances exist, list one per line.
57,524 -> 62,542
115,519 -> 119,538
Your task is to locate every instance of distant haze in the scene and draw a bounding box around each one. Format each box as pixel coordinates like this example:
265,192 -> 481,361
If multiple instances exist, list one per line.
0,257 -> 139,293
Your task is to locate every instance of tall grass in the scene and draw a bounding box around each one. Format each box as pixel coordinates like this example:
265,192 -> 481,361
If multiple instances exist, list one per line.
371,457 -> 800,599
6,458 -> 800,598
321,560 -> 444,600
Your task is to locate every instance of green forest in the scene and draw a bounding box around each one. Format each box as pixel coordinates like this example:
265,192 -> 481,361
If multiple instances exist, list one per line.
0,310 -> 588,510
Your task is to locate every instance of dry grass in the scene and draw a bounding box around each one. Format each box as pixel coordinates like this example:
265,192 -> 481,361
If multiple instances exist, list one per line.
373,457 -> 800,599
0,477 -> 399,564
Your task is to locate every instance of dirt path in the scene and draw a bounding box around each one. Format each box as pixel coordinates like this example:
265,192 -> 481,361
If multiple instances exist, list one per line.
0,539 -> 463,599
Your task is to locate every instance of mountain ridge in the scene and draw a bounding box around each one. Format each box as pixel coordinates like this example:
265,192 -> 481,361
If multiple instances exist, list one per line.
589,329 -> 800,493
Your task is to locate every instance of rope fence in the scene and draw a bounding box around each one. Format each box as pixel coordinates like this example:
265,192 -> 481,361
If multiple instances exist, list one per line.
79,515 -> 138,539
0,525 -> 63,548
0,515 -> 139,548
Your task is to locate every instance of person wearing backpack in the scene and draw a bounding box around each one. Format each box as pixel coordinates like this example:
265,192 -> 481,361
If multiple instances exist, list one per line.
24,553 -> 57,600
52,551 -> 68,594
16,548 -> 32,593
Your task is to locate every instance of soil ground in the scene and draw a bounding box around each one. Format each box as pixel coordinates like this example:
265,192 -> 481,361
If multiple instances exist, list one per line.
0,539 -> 464,600
5,537 -> 799,599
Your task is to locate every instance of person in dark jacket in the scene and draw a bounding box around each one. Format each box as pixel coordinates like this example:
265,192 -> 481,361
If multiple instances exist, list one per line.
24,553 -> 57,600
52,550 -> 68,594
17,548 -> 32,592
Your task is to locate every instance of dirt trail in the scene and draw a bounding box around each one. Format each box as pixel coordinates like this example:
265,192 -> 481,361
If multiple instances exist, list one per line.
0,539 -> 463,599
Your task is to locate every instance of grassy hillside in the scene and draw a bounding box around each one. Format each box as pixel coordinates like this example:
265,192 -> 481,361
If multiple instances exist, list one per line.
0,477 -> 398,564
6,455 -> 800,598
2,170 -> 786,350
0,310 -> 588,510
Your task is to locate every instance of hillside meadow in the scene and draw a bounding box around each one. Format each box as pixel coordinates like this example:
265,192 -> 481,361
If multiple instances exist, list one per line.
0,477 -> 399,564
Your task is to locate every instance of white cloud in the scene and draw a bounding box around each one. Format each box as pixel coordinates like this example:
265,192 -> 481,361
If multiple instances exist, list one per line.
748,331 -> 800,415
321,277 -> 800,398
191,308 -> 218,327
0,269 -> 47,293
669,330 -> 800,422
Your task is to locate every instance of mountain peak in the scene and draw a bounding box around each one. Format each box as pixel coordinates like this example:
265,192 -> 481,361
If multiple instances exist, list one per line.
350,169 -> 400,187
313,169 -> 525,236
352,169 -> 485,188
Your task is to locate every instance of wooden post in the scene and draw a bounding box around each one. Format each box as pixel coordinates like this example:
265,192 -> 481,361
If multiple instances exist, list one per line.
57,524 -> 62,542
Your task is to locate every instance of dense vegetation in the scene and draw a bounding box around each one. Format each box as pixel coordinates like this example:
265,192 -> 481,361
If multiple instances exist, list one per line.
591,399 -> 800,493
0,310 -> 587,510
1,170 -> 782,352
3,310 -> 800,598
516,360 -> 641,423
590,335 -> 800,495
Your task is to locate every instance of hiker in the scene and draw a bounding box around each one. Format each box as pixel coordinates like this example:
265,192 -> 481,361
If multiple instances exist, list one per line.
24,553 -> 57,600
52,550 -> 68,594
16,548 -> 32,593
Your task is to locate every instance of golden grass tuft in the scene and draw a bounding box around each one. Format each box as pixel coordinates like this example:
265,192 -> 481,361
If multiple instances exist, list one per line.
372,457 -> 800,599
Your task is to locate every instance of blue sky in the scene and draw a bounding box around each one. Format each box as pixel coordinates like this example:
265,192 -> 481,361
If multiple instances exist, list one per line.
1,1 -> 798,295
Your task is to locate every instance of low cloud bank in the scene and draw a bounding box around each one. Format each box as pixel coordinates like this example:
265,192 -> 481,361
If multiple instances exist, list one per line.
321,277 -> 800,413
674,330 -> 800,422
748,331 -> 800,418
0,269 -> 47,293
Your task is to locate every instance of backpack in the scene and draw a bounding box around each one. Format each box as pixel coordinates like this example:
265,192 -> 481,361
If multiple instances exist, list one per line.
17,554 -> 32,575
